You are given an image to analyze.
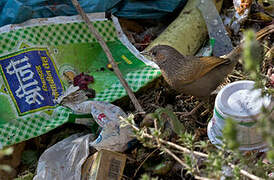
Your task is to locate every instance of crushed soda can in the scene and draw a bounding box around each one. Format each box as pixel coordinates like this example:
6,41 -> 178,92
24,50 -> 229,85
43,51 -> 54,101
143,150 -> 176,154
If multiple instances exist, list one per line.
81,149 -> 127,180
208,80 -> 272,151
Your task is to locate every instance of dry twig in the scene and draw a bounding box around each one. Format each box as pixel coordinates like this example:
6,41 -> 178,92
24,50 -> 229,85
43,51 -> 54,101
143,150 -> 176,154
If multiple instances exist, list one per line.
71,0 -> 144,112
128,122 -> 264,180
161,146 -> 190,169
133,148 -> 159,177
175,102 -> 204,116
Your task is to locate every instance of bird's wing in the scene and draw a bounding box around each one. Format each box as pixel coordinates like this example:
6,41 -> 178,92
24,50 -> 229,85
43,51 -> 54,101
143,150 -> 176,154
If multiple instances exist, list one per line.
181,56 -> 230,84
198,56 -> 230,79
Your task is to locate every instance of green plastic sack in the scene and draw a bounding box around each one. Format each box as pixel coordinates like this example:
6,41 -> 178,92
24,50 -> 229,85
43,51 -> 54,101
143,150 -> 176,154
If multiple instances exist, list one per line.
0,13 -> 160,148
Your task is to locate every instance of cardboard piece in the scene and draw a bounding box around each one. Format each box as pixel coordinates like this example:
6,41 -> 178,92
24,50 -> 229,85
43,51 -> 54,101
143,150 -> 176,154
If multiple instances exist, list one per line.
82,149 -> 127,180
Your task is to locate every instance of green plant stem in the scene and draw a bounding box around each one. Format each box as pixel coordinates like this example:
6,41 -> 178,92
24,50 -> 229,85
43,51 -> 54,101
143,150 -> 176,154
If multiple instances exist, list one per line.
129,122 -> 264,180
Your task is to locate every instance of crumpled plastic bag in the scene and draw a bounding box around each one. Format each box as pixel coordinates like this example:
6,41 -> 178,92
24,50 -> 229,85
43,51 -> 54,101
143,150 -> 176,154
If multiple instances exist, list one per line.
0,0 -> 187,27
33,134 -> 93,180
33,100 -> 134,180
58,87 -> 135,152
67,100 -> 135,152
89,101 -> 134,152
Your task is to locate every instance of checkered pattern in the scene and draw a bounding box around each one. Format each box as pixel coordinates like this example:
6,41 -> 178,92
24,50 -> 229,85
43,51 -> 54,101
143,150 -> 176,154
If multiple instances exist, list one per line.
0,21 -> 118,54
0,18 -> 161,148
0,106 -> 71,147
94,67 -> 161,102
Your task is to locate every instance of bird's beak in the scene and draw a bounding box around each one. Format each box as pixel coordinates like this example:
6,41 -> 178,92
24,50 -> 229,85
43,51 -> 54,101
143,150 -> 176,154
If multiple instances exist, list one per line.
140,51 -> 151,57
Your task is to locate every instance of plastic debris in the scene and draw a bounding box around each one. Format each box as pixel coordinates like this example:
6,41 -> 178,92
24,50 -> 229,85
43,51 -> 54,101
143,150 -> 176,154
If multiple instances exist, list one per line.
33,134 -> 92,180
33,99 -> 133,179
64,100 -> 135,152
231,0 -> 252,33
0,13 -> 160,148
233,0 -> 252,16
0,0 -> 187,27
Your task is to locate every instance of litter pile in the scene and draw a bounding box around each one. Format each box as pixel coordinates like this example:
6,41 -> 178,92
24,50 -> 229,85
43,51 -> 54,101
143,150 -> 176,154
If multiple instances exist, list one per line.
0,0 -> 273,179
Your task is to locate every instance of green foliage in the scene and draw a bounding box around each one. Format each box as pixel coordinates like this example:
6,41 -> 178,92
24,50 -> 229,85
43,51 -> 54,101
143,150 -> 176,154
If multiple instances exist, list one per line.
179,132 -> 195,150
243,30 -> 262,75
14,172 -> 34,180
223,118 -> 239,150
140,174 -> 158,180
257,106 -> 274,163
243,29 -> 273,164
121,28 -> 273,180
233,165 -> 241,180
243,29 -> 273,95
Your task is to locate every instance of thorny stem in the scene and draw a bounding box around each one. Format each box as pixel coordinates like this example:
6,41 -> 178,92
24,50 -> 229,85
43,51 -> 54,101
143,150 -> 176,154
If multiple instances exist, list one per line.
71,0 -> 144,112
129,122 -> 264,180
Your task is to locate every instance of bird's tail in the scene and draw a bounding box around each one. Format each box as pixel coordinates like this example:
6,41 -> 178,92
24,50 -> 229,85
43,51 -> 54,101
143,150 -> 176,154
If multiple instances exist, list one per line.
221,23 -> 273,61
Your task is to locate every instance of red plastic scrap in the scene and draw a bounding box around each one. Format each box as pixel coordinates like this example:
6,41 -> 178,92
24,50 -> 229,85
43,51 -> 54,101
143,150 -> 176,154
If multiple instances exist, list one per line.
73,73 -> 94,90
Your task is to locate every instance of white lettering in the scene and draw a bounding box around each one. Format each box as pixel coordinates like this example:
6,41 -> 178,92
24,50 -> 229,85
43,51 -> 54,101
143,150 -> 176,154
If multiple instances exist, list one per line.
6,56 -> 44,105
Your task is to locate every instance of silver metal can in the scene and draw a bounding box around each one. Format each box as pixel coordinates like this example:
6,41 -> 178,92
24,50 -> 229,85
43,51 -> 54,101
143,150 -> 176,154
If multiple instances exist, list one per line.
207,80 -> 272,151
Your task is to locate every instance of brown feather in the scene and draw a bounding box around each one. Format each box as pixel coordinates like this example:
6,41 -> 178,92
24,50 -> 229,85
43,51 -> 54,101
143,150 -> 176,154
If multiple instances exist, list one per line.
149,45 -> 236,97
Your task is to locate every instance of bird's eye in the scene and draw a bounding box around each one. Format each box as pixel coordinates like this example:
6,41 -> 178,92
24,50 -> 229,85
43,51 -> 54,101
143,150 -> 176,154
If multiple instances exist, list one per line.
152,51 -> 157,56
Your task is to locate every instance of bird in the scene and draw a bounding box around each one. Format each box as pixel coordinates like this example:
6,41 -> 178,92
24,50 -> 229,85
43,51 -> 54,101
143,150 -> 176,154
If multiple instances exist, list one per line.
141,24 -> 272,116
143,44 -> 242,98
142,24 -> 274,98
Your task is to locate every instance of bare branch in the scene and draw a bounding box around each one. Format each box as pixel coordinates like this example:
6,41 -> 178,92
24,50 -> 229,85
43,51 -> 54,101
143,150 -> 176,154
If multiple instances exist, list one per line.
71,0 -> 144,112
161,146 -> 190,169
128,121 -> 264,180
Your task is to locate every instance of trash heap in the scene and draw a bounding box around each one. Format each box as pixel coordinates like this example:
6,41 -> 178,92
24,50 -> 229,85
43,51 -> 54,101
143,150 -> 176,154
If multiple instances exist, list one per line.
0,0 -> 273,179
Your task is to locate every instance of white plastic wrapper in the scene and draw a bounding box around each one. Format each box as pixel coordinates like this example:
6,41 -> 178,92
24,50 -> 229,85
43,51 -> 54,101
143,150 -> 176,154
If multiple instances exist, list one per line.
89,101 -> 134,152
33,134 -> 92,180
61,97 -> 135,152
